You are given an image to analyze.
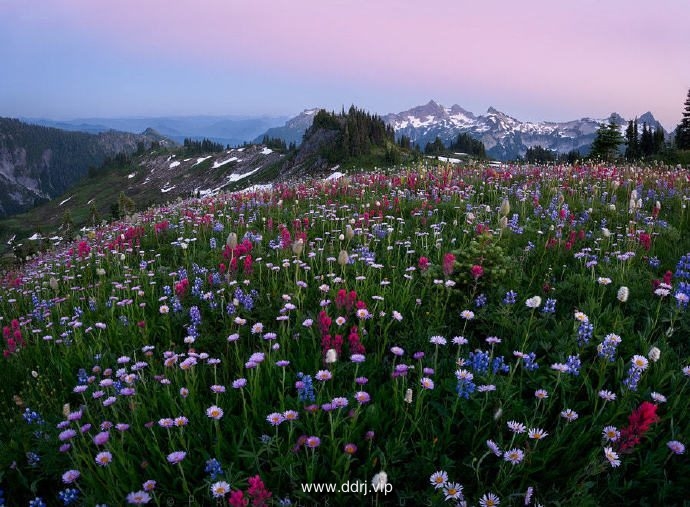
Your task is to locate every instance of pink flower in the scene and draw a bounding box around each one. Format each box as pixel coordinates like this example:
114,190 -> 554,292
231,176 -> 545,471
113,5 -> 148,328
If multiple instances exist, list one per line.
442,253 -> 456,276
470,265 -> 484,279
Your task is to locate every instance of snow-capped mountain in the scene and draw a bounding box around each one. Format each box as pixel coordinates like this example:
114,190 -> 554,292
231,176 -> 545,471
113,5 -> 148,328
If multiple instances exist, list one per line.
256,101 -> 666,161
386,100 -> 625,160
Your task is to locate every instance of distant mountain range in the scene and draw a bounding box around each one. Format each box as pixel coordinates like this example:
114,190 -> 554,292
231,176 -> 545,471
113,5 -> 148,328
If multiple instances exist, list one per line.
256,101 -> 666,160
1,102 -> 668,219
22,104 -> 667,162
22,115 -> 289,148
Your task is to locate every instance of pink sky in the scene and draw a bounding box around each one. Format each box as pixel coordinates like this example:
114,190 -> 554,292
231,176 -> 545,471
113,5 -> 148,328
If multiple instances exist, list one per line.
1,0 -> 689,128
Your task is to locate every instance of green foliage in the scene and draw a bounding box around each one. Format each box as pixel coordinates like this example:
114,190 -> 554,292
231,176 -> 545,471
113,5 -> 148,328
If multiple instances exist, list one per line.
625,120 -> 640,160
449,132 -> 486,158
303,107 -> 405,167
117,191 -> 136,218
1,163 -> 690,505
61,210 -> 74,241
447,233 -> 512,294
261,135 -> 291,153
590,119 -> 624,161
423,133 -> 486,159
525,145 -> 557,164
675,89 -> 690,150
424,136 -> 447,156
0,118 -> 167,219
182,138 -> 224,154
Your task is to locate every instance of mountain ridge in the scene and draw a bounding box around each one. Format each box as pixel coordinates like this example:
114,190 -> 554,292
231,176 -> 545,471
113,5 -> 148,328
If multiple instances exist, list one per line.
0,118 -> 173,218
256,101 -> 666,160
22,114 -> 290,147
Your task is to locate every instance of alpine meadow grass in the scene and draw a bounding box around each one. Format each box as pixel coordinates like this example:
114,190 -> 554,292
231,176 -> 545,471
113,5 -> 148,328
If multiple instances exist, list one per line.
1,162 -> 690,506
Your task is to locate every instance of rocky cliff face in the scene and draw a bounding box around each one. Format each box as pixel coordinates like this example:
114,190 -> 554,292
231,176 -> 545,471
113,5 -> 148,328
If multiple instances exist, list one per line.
0,118 -> 172,217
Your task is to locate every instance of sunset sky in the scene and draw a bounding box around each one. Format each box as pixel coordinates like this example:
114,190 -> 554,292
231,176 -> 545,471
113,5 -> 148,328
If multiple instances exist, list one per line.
1,0 -> 689,129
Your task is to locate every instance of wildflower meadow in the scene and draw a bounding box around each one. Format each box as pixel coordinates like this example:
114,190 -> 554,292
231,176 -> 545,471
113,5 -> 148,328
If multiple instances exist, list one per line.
1,162 -> 690,506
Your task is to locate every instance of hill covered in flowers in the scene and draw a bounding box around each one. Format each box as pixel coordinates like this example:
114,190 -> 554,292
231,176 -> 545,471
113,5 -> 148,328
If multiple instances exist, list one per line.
1,162 -> 690,506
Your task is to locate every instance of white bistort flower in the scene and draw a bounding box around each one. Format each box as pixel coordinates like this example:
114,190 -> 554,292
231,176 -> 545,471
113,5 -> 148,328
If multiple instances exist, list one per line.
525,296 -> 542,309
617,286 -> 629,302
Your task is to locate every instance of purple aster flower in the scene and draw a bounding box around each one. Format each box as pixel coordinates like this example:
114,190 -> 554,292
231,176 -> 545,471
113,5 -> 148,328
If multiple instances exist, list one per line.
167,451 -> 187,464
93,432 -> 109,446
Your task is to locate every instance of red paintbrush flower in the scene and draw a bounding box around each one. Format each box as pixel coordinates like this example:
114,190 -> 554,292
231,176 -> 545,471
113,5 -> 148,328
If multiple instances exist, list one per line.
618,401 -> 659,453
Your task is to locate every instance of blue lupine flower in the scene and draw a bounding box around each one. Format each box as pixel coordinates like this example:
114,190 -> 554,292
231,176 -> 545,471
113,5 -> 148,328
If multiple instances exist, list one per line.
577,321 -> 594,346
296,373 -> 315,402
455,369 -> 476,399
565,355 -> 581,376
523,352 -> 539,371
541,298 -> 557,314
503,290 -> 518,304
204,458 -> 224,480
58,488 -> 80,506
26,452 -> 40,467
172,296 -> 183,313
23,408 -> 44,425
492,356 -> 510,374
475,294 -> 487,308
623,365 -> 642,391
468,350 -> 490,374
597,334 -> 621,362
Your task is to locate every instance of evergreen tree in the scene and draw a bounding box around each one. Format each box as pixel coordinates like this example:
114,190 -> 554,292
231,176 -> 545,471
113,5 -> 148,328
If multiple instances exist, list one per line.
449,133 -> 486,158
675,88 -> 690,150
653,123 -> 665,153
640,123 -> 654,157
559,150 -> 580,164
61,210 -> 74,240
525,145 -> 556,163
88,202 -> 100,227
398,135 -> 412,150
424,137 -> 446,156
590,119 -> 624,161
625,119 -> 640,160
118,191 -> 135,218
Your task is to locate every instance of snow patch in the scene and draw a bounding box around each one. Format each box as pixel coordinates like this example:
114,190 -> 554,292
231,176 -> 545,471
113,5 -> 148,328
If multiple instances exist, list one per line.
193,156 -> 212,166
212,157 -> 238,169
169,161 -> 181,168
261,147 -> 273,155
325,171 -> 344,181
128,172 -> 136,179
226,166 -> 262,183
239,183 -> 273,194
437,156 -> 461,164
58,196 -> 73,206
28,233 -> 43,241
161,185 -> 176,193
87,199 -> 95,205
